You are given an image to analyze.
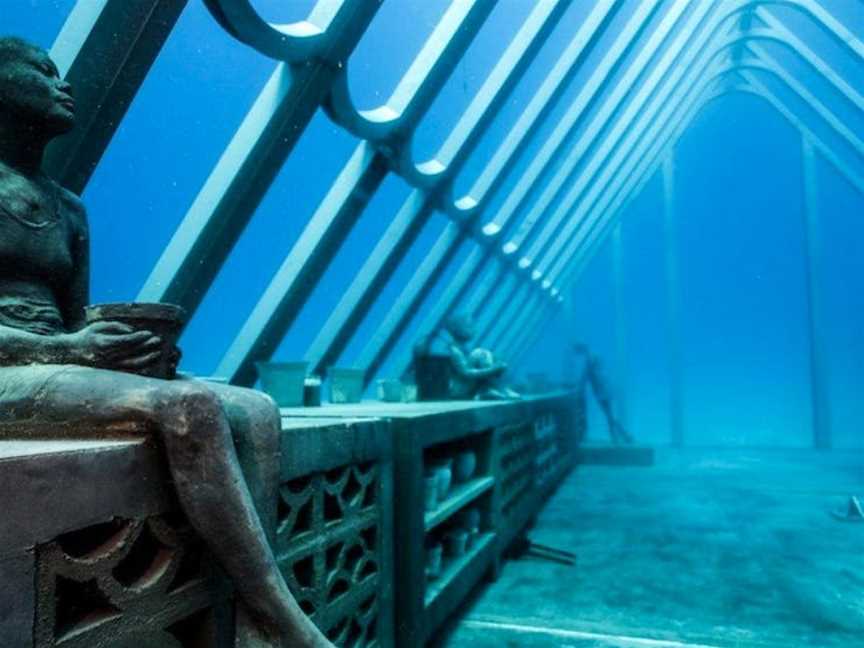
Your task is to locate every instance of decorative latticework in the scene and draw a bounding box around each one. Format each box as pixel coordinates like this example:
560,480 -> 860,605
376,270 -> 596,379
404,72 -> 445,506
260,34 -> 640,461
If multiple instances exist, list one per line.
276,461 -> 382,647
535,413 -> 564,489
498,423 -> 536,521
34,514 -> 223,648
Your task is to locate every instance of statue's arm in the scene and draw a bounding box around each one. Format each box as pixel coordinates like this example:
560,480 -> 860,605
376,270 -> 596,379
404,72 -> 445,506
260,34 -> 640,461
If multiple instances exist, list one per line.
449,345 -> 506,379
0,323 -> 77,366
60,192 -> 89,331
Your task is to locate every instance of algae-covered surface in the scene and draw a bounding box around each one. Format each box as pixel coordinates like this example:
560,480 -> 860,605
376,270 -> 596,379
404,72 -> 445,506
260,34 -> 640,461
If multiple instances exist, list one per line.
444,449 -> 864,647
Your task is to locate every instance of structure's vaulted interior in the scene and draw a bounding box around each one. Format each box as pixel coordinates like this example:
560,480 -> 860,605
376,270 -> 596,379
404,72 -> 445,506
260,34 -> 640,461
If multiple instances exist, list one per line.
1,1 -> 862,647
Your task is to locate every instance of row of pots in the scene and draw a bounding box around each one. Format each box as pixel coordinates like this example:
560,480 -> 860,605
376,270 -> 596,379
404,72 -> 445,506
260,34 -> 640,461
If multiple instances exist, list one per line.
426,508 -> 483,581
423,451 -> 478,510
256,361 -> 415,406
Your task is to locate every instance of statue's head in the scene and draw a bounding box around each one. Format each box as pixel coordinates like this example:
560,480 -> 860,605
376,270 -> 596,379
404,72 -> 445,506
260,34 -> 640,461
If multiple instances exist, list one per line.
445,313 -> 475,343
0,37 -> 75,137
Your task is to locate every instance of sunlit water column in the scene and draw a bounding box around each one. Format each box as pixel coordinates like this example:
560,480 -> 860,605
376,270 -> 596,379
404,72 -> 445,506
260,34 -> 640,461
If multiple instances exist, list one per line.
662,153 -> 683,448
611,221 -> 630,434
801,136 -> 832,450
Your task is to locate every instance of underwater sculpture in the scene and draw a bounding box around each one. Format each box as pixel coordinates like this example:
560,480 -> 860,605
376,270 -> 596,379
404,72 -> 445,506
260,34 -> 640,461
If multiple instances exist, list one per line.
572,343 -> 633,444
414,313 -> 520,401
0,37 -> 332,648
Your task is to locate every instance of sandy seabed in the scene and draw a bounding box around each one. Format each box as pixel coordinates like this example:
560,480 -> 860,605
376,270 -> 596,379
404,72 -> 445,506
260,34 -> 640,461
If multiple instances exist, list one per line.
443,448 -> 864,647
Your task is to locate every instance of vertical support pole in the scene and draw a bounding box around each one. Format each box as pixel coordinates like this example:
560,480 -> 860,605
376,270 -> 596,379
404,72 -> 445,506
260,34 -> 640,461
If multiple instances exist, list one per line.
801,136 -> 831,449
562,290 -> 578,386
611,222 -> 630,431
663,154 -> 684,447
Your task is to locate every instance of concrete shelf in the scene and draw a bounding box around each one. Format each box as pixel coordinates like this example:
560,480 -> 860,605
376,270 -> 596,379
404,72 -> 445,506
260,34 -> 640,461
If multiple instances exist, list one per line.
424,532 -> 497,609
424,476 -> 495,532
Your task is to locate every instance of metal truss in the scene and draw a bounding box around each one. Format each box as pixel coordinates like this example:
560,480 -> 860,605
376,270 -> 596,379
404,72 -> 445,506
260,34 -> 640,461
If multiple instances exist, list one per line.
46,0 -> 190,192
558,4 -> 863,290
46,0 -> 861,387
393,0 -> 862,378
478,0 -> 862,375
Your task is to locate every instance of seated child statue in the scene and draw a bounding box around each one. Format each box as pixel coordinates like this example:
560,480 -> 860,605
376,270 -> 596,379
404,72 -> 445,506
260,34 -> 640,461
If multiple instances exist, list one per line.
0,37 -> 332,648
416,313 -> 520,401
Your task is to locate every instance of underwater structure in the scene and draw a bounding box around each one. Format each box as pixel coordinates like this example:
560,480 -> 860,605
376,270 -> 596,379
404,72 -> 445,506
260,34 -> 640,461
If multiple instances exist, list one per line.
1,0 -> 861,647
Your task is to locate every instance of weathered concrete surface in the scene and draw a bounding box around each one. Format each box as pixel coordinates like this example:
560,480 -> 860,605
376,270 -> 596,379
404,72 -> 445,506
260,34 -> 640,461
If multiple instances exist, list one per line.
443,448 -> 864,647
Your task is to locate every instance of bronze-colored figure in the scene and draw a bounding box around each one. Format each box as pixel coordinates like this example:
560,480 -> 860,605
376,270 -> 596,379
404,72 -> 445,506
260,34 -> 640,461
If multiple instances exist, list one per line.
0,37 -> 332,648
416,313 -> 520,400
572,343 -> 632,444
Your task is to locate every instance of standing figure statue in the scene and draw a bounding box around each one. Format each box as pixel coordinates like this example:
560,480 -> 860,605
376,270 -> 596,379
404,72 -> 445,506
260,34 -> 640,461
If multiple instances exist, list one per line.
415,313 -> 520,401
0,37 -> 332,648
573,343 -> 633,445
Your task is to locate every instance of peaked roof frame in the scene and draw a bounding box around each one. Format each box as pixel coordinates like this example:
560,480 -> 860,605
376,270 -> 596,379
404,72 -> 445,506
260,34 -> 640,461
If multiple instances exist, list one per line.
43,0 -> 861,384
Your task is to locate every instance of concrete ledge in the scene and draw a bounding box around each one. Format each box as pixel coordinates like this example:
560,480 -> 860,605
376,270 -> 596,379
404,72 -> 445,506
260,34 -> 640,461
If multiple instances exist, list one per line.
0,438 -> 172,554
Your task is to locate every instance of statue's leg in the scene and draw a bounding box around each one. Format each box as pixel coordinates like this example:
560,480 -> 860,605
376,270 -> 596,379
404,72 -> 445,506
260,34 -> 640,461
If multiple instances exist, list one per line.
200,381 -> 282,543
0,366 -> 330,648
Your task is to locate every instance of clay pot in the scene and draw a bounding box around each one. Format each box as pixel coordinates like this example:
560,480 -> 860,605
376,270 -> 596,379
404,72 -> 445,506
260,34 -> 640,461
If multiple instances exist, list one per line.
329,367 -> 365,403
434,460 -> 453,500
377,378 -> 403,402
304,376 -> 322,407
466,528 -> 480,550
426,542 -> 443,580
453,451 -> 477,483
85,302 -> 185,380
461,507 -> 481,530
444,529 -> 469,557
255,361 -> 309,407
423,474 -> 439,511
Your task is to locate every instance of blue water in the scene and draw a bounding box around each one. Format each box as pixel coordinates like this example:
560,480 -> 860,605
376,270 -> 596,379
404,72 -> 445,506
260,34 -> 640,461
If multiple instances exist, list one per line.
6,0 -> 861,447
4,0 -> 864,646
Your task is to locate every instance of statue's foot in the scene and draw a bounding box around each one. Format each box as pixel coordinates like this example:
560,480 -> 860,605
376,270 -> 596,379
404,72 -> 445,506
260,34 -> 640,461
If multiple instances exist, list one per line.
476,387 -> 508,401
502,387 -> 522,400
235,605 -> 336,648
235,609 -> 278,648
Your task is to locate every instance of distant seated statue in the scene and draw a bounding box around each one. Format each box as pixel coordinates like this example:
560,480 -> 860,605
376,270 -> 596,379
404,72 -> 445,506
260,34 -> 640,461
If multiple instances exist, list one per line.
0,37 -> 332,648
415,313 -> 520,401
572,343 -> 632,444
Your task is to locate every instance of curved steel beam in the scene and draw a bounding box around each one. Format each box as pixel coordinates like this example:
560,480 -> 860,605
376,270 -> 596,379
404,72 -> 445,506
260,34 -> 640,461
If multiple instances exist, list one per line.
559,74 -> 863,296
45,0 -> 190,193
301,0 -> 571,377
388,0 -> 862,377
539,48 -> 863,289
520,10 -> 863,281
324,0 -> 498,145
203,0 -> 373,63
365,0 -> 669,378
552,40 -> 864,293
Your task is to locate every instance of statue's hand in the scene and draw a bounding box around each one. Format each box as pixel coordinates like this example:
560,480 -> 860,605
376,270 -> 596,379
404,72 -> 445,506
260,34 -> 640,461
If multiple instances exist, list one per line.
63,322 -> 163,371
167,344 -> 182,375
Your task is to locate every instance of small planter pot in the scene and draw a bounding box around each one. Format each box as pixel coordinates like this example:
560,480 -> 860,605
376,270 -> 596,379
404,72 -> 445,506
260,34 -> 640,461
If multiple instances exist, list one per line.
377,378 -> 403,402
329,367 -> 365,403
453,450 -> 477,483
85,302 -> 185,380
433,460 -> 453,501
426,542 -> 443,580
423,474 -> 439,511
444,529 -> 469,558
402,383 -> 418,403
303,376 -> 322,407
460,507 -> 481,531
255,361 -> 309,407
465,527 -> 480,550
